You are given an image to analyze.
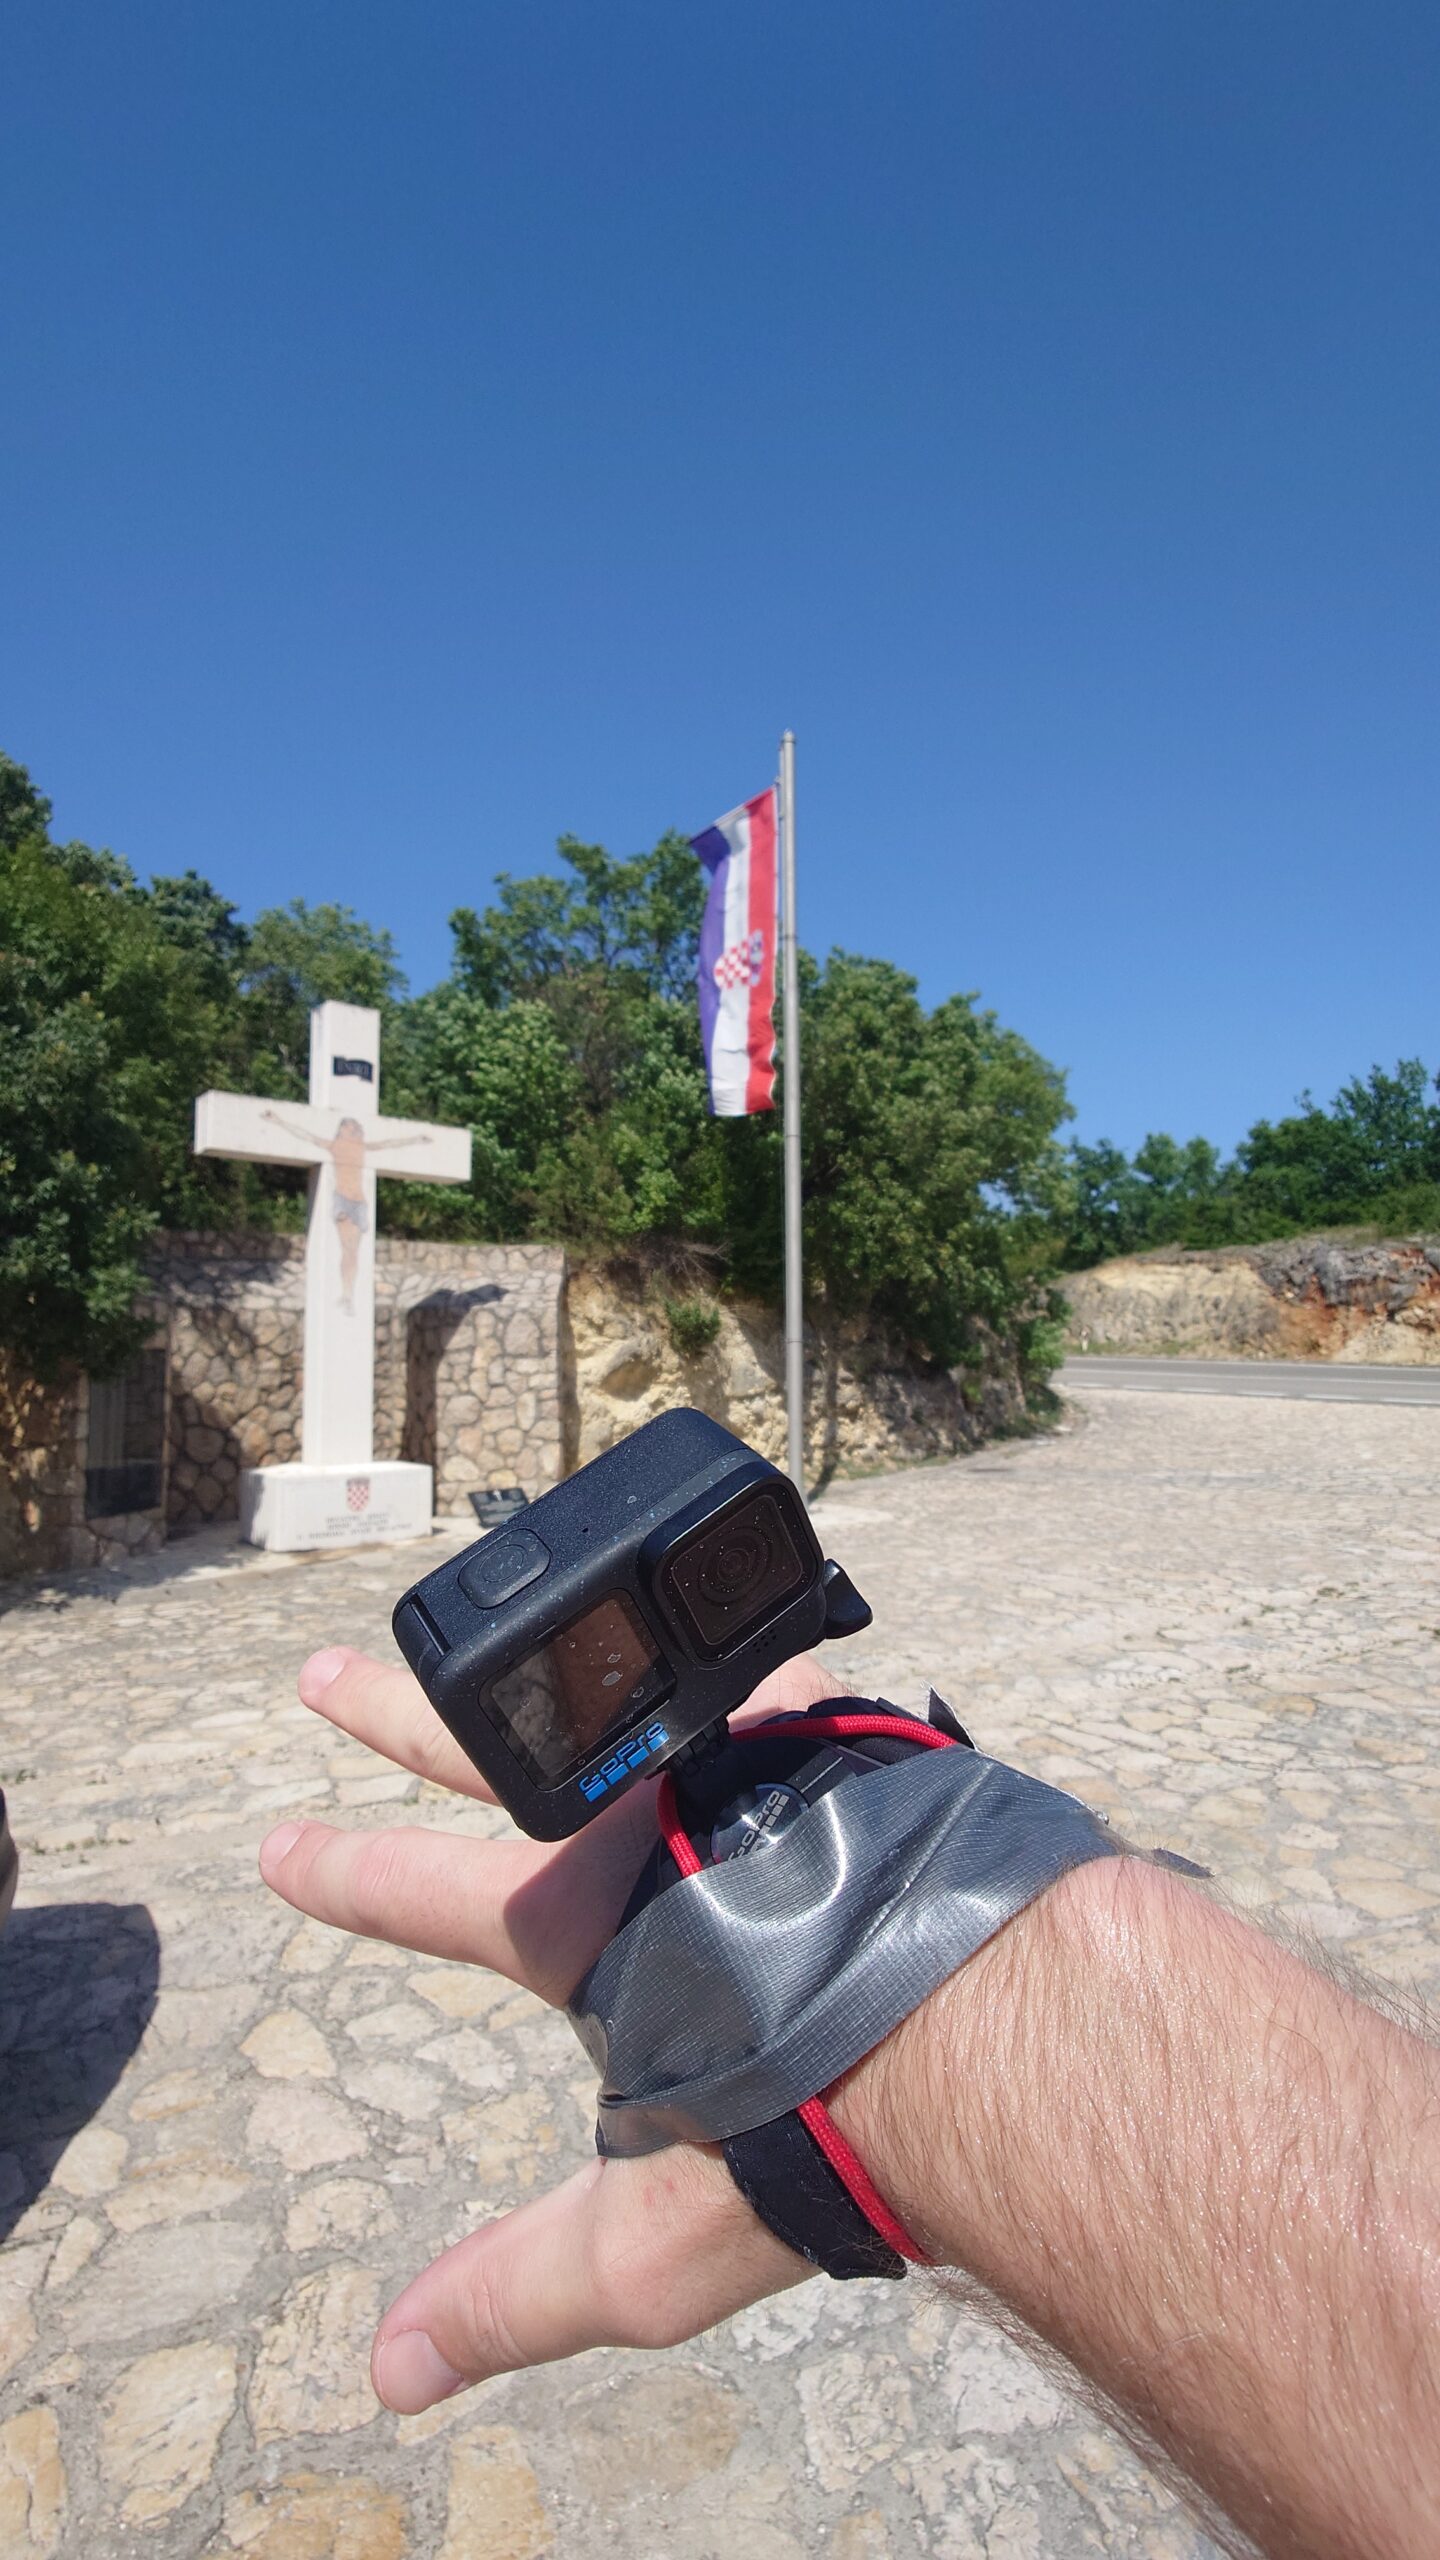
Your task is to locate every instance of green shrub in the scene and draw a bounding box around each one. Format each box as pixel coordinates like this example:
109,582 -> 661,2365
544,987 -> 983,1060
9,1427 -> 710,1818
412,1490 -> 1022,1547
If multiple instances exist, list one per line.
664,1296 -> 722,1359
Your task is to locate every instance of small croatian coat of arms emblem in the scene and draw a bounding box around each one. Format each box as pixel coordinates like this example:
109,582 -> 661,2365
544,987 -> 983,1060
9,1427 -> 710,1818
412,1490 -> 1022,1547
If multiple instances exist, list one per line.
346,1477 -> 371,1514
713,927 -> 766,992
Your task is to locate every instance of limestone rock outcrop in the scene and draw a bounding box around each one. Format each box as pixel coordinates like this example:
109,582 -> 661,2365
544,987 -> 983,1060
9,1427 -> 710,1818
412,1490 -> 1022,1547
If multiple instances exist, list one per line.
567,1264 -> 1027,1481
1065,1236 -> 1440,1362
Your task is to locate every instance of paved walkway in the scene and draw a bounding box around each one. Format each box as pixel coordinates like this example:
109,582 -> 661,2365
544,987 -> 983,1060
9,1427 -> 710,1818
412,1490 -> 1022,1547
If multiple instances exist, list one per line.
2,1387 -> 1437,2558
1063,1354 -> 1440,1405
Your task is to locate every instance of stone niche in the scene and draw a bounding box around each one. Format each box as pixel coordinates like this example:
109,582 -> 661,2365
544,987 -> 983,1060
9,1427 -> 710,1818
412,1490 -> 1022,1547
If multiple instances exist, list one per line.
147,1232 -> 566,1531
0,1345 -> 170,1579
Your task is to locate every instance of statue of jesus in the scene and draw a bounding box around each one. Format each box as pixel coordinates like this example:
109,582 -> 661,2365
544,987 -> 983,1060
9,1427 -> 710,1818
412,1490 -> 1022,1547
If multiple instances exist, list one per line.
262,1109 -> 436,1313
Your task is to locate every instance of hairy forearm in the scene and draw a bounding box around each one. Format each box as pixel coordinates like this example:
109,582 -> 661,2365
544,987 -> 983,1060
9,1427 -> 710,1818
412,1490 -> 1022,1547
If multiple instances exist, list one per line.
833,1856 -> 1440,2560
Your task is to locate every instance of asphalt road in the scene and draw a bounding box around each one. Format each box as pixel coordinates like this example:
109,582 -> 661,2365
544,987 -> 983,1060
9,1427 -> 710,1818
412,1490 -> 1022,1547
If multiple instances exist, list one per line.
1063,1354 -> 1440,1406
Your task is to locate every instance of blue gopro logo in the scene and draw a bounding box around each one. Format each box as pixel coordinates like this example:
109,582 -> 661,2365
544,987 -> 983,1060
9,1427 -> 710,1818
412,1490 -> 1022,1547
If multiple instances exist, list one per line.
579,1721 -> 670,1801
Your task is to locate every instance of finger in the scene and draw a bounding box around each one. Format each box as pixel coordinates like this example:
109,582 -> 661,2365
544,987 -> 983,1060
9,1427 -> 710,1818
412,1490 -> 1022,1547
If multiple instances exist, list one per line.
259,1801 -> 655,2002
299,1648 -> 498,1803
732,1654 -> 853,1725
371,2144 -> 806,2409
299,1644 -> 850,1798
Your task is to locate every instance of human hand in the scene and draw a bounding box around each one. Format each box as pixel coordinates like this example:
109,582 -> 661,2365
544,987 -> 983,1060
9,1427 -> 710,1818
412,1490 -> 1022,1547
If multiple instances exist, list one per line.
259,1643 -> 854,2414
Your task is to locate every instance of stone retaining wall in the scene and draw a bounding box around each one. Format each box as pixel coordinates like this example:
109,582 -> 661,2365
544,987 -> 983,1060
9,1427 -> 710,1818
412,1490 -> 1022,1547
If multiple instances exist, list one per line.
567,1263 -> 1026,1480
1,1236 -> 1029,1578
0,1359 -> 168,1580
147,1233 -> 566,1527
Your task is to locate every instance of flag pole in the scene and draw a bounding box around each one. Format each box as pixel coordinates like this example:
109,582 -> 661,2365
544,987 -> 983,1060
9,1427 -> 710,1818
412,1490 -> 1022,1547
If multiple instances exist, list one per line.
778,729 -> 805,1497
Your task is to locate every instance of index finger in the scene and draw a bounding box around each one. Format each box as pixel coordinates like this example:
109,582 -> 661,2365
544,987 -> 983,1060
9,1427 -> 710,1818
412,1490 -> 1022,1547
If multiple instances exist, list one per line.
299,1646 -> 852,1809
298,1648 -> 499,1802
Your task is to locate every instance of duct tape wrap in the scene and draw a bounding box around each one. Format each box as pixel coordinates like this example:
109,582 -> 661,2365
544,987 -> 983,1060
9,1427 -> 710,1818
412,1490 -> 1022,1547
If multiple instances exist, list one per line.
567,1747 -> 1124,2158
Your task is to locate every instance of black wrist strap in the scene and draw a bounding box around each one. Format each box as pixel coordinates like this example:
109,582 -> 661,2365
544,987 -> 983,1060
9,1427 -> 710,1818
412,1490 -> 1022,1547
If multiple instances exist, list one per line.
670,1695 -> 971,2280
722,2110 -> 907,2281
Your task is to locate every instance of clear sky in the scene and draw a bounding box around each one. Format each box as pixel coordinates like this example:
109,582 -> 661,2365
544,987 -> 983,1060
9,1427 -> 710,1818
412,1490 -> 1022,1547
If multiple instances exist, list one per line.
4,3 -> 1437,1154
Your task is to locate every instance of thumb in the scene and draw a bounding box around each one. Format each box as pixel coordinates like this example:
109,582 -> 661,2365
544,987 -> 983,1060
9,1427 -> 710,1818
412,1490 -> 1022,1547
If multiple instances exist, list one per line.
371,2143 -> 806,2412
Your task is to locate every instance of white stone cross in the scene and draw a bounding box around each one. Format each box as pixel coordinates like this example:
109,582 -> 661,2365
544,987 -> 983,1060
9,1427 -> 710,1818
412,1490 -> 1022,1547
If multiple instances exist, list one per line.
193,1001 -> 471,1548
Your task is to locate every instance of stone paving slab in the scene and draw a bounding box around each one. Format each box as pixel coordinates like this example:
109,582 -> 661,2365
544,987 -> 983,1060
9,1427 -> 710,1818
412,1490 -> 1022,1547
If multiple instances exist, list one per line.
1,1387 -> 1437,2558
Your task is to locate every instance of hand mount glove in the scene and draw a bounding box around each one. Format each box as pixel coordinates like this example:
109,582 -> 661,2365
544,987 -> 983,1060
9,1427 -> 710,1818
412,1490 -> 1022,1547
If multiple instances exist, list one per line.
567,1695 -> 1169,2279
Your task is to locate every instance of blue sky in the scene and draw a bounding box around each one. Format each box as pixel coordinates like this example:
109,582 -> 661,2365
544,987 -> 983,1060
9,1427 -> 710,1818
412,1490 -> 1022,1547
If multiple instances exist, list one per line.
4,2 -> 1437,1154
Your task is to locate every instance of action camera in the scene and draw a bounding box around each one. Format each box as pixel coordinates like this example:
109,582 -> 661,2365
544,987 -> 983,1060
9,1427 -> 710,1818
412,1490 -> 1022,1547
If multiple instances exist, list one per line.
392,1408 -> 873,1839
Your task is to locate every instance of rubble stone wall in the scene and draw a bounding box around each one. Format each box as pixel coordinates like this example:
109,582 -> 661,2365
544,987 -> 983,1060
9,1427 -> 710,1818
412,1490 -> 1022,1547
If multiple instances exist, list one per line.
148,1232 -> 566,1527
0,1357 -> 168,1579
1,1234 -> 1031,1579
1065,1236 -> 1440,1362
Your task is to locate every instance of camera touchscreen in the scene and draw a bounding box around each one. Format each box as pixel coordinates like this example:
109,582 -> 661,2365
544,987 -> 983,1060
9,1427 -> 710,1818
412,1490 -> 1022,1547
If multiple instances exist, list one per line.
486,1592 -> 674,1787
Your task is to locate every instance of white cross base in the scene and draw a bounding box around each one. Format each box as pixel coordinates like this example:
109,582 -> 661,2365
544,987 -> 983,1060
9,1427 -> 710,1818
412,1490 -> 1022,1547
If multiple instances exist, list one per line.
238,1459 -> 435,1554
194,1000 -> 472,1551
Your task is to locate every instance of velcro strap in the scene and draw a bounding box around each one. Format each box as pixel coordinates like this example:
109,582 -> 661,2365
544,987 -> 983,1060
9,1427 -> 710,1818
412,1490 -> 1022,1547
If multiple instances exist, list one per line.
723,2108 -> 907,2281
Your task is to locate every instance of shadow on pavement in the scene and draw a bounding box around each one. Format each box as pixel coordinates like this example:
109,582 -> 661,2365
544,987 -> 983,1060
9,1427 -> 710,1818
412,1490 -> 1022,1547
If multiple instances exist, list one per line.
0,1900 -> 159,2240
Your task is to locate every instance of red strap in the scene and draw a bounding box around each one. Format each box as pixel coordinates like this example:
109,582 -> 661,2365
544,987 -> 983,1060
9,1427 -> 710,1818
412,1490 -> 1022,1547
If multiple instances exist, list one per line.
655,1705 -> 949,2267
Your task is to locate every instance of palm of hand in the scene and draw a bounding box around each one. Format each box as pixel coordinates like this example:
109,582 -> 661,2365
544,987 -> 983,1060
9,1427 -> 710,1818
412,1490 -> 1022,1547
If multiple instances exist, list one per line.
260,1644 -> 848,2412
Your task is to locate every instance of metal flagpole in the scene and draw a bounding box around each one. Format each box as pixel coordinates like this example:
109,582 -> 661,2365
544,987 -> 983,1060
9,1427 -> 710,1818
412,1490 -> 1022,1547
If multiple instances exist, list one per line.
778,729 -> 805,1497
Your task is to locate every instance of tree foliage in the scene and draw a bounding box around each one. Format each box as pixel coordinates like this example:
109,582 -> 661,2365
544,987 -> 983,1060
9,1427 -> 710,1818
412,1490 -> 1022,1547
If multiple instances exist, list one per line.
1,751 -> 1073,1387
13,748 -> 1437,1389
1064,1062 -> 1440,1266
1,768 -> 225,1376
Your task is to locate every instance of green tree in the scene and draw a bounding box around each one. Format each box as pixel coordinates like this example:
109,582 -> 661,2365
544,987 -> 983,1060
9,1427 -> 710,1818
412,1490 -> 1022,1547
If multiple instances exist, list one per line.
795,958 -> 1070,1366
0,756 -> 53,853
0,771 -> 230,1377
239,899 -> 407,1098
451,832 -> 704,1009
436,839 -> 1075,1373
1,761 -> 1077,1395
382,983 -> 577,1239
442,835 -> 726,1246
1061,1060 -> 1440,1265
144,870 -> 249,991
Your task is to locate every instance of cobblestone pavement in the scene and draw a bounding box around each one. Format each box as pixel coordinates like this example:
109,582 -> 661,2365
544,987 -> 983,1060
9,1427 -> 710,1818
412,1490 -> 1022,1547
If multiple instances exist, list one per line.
2,1387 -> 1437,2559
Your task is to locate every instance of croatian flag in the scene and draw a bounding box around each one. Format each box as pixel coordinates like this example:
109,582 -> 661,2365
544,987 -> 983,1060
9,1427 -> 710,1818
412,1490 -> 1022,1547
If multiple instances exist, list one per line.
691,789 -> 778,1116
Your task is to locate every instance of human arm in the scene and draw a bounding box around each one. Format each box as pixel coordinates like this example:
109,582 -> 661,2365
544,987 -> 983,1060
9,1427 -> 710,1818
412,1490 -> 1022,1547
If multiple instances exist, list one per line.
848,1848 -> 1440,2560
364,1128 -> 433,1155
259,1649 -> 1440,2560
260,1106 -> 329,1152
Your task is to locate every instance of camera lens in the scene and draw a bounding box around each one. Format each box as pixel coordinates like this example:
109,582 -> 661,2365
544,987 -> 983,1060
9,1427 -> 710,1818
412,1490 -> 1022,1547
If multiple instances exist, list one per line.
696,1520 -> 774,1611
658,1487 -> 815,1656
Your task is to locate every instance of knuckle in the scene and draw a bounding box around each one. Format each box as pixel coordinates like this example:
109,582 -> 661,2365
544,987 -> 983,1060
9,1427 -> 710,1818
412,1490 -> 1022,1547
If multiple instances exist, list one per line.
345,1828 -> 411,1932
458,2246 -> 528,2376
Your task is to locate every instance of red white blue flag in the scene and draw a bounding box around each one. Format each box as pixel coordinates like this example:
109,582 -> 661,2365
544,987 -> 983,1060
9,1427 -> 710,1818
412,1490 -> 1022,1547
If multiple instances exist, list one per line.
691,789 -> 778,1116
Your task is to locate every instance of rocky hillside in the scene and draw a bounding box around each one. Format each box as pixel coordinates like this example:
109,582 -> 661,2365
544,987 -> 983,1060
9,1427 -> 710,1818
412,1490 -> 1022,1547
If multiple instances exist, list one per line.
1065,1236 -> 1440,1363
567,1263 -> 1033,1482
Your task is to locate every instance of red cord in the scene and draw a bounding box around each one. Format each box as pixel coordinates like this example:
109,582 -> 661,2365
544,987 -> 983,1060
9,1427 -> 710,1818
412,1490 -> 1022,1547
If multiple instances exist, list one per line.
797,2096 -> 928,2263
655,1706 -> 950,2267
745,1710 -> 952,1755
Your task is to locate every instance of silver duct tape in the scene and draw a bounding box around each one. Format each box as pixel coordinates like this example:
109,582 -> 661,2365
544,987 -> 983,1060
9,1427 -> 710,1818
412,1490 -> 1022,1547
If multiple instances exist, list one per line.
568,1748 -> 1124,2157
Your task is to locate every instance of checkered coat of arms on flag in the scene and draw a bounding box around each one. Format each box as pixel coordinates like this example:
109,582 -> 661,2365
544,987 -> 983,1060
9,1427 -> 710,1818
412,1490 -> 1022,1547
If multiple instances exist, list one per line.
690,790 -> 778,1116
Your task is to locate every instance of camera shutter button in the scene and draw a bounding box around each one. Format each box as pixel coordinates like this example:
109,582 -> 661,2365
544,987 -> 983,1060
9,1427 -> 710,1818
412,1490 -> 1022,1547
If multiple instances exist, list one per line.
457,1530 -> 550,1610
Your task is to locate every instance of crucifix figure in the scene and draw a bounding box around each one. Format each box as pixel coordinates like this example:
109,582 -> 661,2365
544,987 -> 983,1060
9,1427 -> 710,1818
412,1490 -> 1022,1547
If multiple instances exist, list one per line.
193,1000 -> 472,1548
255,1104 -> 436,1316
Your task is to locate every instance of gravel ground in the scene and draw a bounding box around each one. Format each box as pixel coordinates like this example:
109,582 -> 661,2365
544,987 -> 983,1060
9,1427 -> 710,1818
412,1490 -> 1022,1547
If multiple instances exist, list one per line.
1,1384 -> 1437,2558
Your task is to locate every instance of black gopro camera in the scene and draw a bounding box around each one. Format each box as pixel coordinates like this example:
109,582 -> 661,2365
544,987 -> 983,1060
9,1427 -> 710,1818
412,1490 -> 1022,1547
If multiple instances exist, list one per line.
392,1408 -> 872,1839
